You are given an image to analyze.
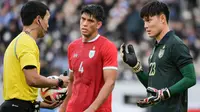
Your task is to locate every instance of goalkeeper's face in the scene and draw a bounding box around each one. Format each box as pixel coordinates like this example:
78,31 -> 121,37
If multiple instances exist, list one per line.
143,15 -> 164,38
80,13 -> 101,38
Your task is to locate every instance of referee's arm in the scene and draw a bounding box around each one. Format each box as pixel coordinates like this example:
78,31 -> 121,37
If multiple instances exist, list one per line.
23,65 -> 59,88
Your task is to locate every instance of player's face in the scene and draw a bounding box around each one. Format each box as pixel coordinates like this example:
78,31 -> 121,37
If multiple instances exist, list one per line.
38,10 -> 50,38
143,15 -> 163,38
80,13 -> 100,38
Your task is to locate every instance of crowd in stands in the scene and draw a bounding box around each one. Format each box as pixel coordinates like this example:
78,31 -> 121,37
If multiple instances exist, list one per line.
0,0 -> 200,82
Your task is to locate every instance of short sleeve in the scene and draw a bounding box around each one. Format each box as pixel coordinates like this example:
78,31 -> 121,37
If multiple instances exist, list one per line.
101,41 -> 118,70
67,44 -> 73,72
18,45 -> 38,70
171,44 -> 193,69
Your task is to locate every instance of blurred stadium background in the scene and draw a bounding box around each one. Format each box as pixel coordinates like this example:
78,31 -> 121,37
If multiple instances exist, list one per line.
0,0 -> 200,112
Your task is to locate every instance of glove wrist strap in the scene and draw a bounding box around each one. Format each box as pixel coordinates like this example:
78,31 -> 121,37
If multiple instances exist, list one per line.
132,61 -> 142,73
161,88 -> 171,100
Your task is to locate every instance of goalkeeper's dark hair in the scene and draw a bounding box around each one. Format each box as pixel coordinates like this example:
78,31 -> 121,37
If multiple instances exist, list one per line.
81,4 -> 105,22
140,1 -> 170,23
20,1 -> 49,26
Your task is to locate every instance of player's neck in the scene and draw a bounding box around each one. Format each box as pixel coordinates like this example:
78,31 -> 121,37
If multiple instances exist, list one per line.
23,25 -> 39,40
82,32 -> 99,42
156,26 -> 170,43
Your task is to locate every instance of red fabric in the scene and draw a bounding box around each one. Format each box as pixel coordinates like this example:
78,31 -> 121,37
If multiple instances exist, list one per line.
66,35 -> 118,112
188,109 -> 200,112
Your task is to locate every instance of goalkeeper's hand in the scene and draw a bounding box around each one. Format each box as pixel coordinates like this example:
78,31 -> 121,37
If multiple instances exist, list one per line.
56,87 -> 68,100
137,87 -> 171,108
120,44 -> 142,73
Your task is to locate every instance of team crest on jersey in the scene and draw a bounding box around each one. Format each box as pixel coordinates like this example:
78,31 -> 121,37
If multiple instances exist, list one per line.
73,53 -> 78,58
89,50 -> 95,58
158,45 -> 165,58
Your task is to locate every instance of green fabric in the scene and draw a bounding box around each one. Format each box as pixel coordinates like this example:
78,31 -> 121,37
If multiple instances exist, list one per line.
136,71 -> 148,88
171,43 -> 193,68
138,31 -> 193,112
146,31 -> 193,90
169,63 -> 196,95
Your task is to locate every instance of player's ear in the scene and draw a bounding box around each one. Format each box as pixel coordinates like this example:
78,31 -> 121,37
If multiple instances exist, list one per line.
160,14 -> 165,24
97,21 -> 102,29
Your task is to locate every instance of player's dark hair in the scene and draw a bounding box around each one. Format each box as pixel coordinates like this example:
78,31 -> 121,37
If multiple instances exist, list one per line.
20,1 -> 49,26
140,1 -> 170,23
81,4 -> 105,22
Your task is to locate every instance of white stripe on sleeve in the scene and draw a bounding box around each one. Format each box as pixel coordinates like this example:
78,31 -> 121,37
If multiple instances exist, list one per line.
103,66 -> 118,70
69,68 -> 73,72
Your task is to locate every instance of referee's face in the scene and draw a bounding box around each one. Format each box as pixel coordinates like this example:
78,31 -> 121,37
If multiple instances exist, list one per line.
143,15 -> 163,38
38,11 -> 50,38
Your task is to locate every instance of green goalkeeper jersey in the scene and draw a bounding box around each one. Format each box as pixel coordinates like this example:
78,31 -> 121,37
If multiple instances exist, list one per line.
137,31 -> 196,112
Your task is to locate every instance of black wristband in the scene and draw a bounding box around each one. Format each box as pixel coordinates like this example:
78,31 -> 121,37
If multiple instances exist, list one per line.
33,101 -> 40,111
58,78 -> 64,87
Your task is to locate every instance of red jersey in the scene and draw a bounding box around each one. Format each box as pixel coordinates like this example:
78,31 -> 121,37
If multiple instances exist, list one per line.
66,34 -> 118,112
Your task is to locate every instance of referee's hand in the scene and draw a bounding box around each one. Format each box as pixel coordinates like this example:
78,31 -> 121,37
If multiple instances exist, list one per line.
59,75 -> 70,87
58,71 -> 69,87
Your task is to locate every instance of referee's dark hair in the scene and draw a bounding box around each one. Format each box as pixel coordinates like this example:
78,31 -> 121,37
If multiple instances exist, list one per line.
20,1 -> 49,26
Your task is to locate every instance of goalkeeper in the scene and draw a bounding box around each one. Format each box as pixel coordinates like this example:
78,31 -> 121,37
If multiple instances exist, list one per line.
120,1 -> 196,112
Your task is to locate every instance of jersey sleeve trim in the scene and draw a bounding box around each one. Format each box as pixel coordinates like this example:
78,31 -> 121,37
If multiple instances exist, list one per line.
14,35 -> 21,60
69,68 -> 73,72
179,61 -> 193,69
103,66 -> 118,70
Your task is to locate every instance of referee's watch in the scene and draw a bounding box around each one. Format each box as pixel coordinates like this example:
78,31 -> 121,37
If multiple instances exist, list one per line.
58,78 -> 64,87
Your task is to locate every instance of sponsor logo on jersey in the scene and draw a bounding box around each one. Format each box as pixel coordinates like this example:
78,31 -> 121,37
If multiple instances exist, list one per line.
158,45 -> 165,58
89,50 -> 95,58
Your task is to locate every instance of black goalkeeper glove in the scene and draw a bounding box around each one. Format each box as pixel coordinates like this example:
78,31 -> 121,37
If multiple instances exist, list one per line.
137,87 -> 171,108
120,44 -> 142,73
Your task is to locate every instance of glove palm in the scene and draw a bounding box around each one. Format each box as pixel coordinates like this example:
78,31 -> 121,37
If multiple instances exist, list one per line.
137,87 -> 171,108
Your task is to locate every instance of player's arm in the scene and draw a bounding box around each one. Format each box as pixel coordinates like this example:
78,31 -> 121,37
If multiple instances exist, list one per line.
169,63 -> 196,95
59,44 -> 73,112
169,44 -> 196,95
84,42 -> 118,111
120,44 -> 148,87
136,71 -> 148,88
87,69 -> 117,111
59,71 -> 74,112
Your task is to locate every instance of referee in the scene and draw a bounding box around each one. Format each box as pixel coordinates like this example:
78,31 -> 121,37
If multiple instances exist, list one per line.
0,1 -> 68,112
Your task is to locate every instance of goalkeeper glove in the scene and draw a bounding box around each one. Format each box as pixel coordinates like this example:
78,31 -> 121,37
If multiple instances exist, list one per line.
137,87 -> 171,108
120,44 -> 142,73
56,87 -> 68,100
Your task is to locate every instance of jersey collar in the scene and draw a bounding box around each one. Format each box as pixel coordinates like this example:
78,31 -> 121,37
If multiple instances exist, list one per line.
87,34 -> 100,42
23,31 -> 35,41
155,30 -> 174,45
